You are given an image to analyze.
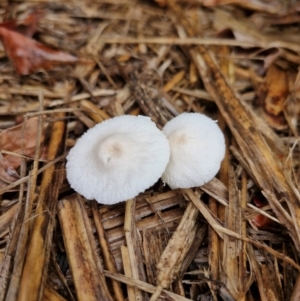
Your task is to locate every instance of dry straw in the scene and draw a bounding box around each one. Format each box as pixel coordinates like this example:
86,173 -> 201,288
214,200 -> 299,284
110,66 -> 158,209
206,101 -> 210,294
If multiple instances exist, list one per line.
0,0 -> 299,301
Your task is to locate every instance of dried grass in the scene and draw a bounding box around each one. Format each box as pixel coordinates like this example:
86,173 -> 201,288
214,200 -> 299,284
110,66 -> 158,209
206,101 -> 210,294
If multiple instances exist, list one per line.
0,0 -> 299,300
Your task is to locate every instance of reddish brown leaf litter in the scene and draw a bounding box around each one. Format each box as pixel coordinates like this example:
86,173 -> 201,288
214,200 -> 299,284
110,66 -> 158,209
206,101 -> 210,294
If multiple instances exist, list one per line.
0,152 -> 19,189
251,194 -> 275,229
0,11 -> 77,75
255,64 -> 289,130
0,1 -> 299,301
0,117 -> 46,169
0,9 -> 43,37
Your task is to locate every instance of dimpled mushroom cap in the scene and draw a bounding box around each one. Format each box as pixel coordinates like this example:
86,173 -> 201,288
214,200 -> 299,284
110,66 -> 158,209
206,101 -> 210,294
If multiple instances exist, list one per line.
162,112 -> 225,189
66,115 -> 170,204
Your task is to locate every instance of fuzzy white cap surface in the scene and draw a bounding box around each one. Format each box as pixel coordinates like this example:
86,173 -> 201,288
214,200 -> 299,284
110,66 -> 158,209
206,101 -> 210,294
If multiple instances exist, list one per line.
162,113 -> 225,189
66,115 -> 170,204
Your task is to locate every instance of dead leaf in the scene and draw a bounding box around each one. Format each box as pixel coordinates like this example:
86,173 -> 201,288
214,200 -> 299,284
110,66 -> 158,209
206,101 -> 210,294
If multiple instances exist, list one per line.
1,9 -> 43,38
0,26 -> 78,75
152,0 -> 167,7
251,195 -> 274,229
17,9 -> 44,37
0,152 -> 19,189
0,117 -> 46,168
255,64 -> 288,130
0,23 -> 77,75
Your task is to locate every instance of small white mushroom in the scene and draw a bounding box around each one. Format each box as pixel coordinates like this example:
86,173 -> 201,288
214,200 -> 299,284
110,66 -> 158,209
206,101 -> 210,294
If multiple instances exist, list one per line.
66,115 -> 170,204
162,112 -> 225,189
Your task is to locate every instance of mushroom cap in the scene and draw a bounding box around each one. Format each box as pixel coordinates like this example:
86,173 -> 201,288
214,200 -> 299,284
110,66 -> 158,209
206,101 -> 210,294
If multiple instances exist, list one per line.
161,112 -> 225,189
66,115 -> 170,204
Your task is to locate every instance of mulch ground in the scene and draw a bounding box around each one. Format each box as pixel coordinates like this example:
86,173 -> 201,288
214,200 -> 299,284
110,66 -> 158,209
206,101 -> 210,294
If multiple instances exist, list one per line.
0,1 -> 300,301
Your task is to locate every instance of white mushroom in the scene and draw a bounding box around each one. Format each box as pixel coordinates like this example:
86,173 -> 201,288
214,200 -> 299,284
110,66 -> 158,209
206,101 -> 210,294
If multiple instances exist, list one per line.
66,115 -> 170,204
162,112 -> 225,189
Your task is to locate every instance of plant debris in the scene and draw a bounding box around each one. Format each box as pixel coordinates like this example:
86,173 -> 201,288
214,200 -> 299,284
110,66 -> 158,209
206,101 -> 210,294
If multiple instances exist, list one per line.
0,11 -> 77,75
0,1 -> 299,301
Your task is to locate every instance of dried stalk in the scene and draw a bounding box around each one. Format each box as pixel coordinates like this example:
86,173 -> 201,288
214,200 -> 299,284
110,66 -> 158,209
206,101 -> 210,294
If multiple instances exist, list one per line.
290,274 -> 300,301
58,195 -> 113,301
150,201 -> 201,301
239,171 -> 249,300
0,177 -> 33,301
191,45 -> 300,248
100,36 -> 256,47
92,201 -> 124,301
80,99 -> 110,122
104,270 -> 193,301
17,112 -> 66,301
201,178 -> 228,206
127,72 -> 174,128
247,245 -> 268,301
43,286 -> 68,301
166,0 -> 300,250
121,245 -> 137,301
223,167 -> 241,299
1,92 -> 45,301
184,189 -> 300,271
123,199 -> 144,301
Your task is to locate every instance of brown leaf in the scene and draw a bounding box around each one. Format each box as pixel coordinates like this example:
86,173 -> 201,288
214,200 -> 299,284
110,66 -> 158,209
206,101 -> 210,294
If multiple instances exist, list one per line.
17,9 -> 44,37
152,0 -> 167,7
1,9 -> 43,37
251,196 -> 274,229
255,64 -> 288,130
0,152 -> 19,189
0,25 -> 77,75
0,117 -> 46,169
